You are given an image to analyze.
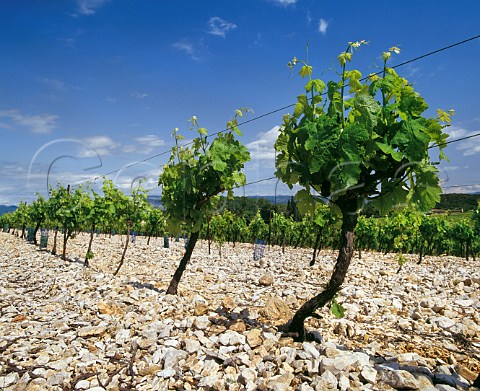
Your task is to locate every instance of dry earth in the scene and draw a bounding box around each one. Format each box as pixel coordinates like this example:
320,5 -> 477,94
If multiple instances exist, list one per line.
1,231 -> 479,390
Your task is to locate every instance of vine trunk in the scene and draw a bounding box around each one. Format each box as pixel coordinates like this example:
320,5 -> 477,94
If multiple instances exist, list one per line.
166,231 -> 200,295
287,207 -> 358,341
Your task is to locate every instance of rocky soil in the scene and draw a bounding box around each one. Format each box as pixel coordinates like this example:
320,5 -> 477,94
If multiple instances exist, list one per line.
0,231 -> 479,390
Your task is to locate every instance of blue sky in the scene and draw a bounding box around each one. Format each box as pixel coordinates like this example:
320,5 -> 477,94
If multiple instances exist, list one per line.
1,0 -> 480,204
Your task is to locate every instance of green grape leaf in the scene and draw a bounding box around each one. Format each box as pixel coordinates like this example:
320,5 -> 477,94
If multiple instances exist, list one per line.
354,93 -> 380,128
371,185 -> 409,216
376,142 -> 403,162
410,164 -> 442,211
305,79 -> 326,93
294,189 -> 315,216
330,298 -> 345,319
299,65 -> 312,78
293,102 -> 304,118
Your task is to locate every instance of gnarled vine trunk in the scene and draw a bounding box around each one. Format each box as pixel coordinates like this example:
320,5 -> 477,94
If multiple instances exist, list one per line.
310,230 -> 322,266
33,221 -> 42,246
287,203 -> 358,341
166,231 -> 199,295
114,222 -> 131,276
52,227 -> 58,255
62,228 -> 70,261
84,223 -> 95,267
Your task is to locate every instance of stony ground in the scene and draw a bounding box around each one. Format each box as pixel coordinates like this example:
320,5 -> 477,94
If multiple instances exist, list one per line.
0,231 -> 479,391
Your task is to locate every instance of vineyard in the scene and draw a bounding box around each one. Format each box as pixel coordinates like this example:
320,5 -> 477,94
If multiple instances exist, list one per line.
1,188 -> 479,267
1,40 -> 480,390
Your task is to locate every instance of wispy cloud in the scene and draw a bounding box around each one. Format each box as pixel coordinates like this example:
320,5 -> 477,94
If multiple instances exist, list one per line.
123,135 -> 165,155
318,18 -> 329,35
306,11 -> 312,25
0,109 -> 58,134
270,0 -> 298,6
172,40 -> 203,61
131,92 -> 150,99
447,126 -> 480,156
207,17 -> 237,38
443,183 -> 480,194
79,136 -> 120,157
75,0 -> 109,16
405,64 -> 420,77
254,33 -> 263,47
40,78 -> 66,91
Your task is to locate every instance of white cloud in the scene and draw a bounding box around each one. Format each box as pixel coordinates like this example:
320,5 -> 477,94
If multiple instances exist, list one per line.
306,11 -> 312,25
131,92 -> 150,99
0,109 -> 58,134
443,184 -> 480,194
405,64 -> 420,77
136,135 -> 165,147
75,0 -> 109,15
447,126 -> 480,156
207,17 -> 237,38
112,165 -> 160,192
123,135 -> 165,155
318,19 -> 328,35
246,126 -> 280,168
172,40 -> 203,62
254,33 -> 263,47
80,136 -> 120,158
40,78 -> 66,91
271,0 -> 298,6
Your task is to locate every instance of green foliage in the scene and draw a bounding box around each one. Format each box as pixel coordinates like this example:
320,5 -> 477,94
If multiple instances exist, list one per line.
247,211 -> 269,243
474,200 -> 480,232
276,43 -> 450,216
28,195 -> 47,228
159,111 -> 251,234
396,253 -> 407,268
48,185 -> 84,235
330,298 -> 345,319
12,201 -> 29,235
436,193 -> 480,211
144,204 -> 166,238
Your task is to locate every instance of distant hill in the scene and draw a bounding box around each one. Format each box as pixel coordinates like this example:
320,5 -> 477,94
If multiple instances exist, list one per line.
147,194 -> 293,208
0,205 -> 17,215
245,195 -> 293,205
147,195 -> 162,208
435,193 -> 480,211
148,193 -> 480,211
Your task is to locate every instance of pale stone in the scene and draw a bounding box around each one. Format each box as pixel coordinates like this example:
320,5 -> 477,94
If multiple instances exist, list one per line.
259,273 -> 274,286
266,372 -> 294,390
0,373 -> 19,387
318,369 -> 338,389
222,295 -> 236,310
302,342 -> 320,359
77,325 -> 107,338
360,365 -> 377,384
194,302 -> 209,316
184,338 -> 201,353
431,316 -> 456,330
115,328 -> 130,345
163,348 -> 187,369
194,315 -> 211,330
245,328 -> 263,348
259,297 -> 291,320
378,369 -> 420,390
75,379 -> 90,389
338,374 -> 350,391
